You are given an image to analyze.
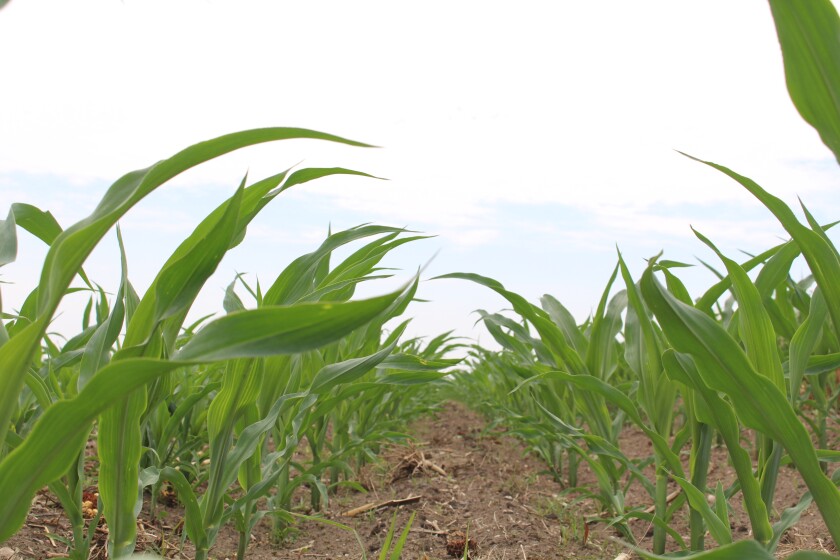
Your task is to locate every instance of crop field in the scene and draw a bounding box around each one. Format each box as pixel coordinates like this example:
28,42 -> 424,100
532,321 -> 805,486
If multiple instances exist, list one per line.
2,2 -> 840,560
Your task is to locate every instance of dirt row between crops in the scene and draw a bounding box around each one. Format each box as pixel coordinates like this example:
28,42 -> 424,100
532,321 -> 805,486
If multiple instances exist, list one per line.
5,401 -> 838,559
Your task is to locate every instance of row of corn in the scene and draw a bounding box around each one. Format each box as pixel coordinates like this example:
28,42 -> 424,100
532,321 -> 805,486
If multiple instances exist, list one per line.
441,1 -> 840,557
0,147 -> 460,560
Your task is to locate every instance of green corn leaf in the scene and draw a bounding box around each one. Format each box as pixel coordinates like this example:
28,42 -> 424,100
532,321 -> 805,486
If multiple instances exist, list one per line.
199,284 -> 410,539
124,176 -> 256,348
659,267 -> 693,305
311,382 -> 390,419
380,352 -> 461,372
300,274 -> 394,304
310,328 -> 404,394
635,539 -> 837,560
441,272 -> 614,441
632,539 -> 770,559
797,352 -> 840,376
671,474 -> 732,545
539,370 -> 683,476
586,274 -> 626,381
23,371 -> 52,410
174,290 -> 402,362
641,263 -> 840,544
416,329 -> 457,356
225,392 -> 309,494
378,512 -> 398,560
263,225 -> 405,306
0,208 -> 17,268
694,238 -> 820,315
320,231 -> 402,282
767,469 -> 840,555
662,349 -> 772,543
770,491 -> 815,553
788,289 -> 828,403
223,276 -> 247,313
540,294 -> 588,355
0,358 -> 183,542
158,380 -> 219,451
0,284 -> 404,541
618,250 -> 677,452
681,154 -> 840,343
98,389 -> 147,557
476,310 -> 543,361
154,185 -> 244,323
203,358 -> 264,528
149,466 -> 206,552
801,200 -> 838,249
658,259 -> 693,269
389,511 -> 416,560
39,128 -> 368,321
7,202 -> 95,307
317,234 -> 429,302
609,511 -> 686,549
692,228 -> 785,392
228,394 -> 317,509
434,272 -> 588,375
78,230 -> 129,391
713,482 -> 729,539
768,0 -> 840,163
100,184 -> 245,556
698,257 -> 726,281
753,240 -> 801,299
0,317 -> 51,431
203,390 -> 308,540
281,166 -> 379,194
237,434 -> 262,494
0,127 -> 372,446
578,432 -> 656,495
377,370 -> 448,385
10,203 -> 63,246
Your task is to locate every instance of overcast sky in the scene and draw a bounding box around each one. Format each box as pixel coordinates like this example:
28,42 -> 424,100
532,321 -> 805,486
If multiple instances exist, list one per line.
1,1 -> 838,347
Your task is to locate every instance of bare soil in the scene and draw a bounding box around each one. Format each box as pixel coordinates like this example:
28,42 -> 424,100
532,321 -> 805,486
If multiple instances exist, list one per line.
4,401 -> 838,559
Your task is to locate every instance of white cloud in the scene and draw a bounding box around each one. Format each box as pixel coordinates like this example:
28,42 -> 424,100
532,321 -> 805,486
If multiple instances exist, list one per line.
439,228 -> 501,248
2,0 -> 839,342
1,1 -> 835,196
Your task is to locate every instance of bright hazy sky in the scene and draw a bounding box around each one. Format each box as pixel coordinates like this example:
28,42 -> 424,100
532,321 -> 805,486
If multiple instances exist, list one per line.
1,1 -> 838,347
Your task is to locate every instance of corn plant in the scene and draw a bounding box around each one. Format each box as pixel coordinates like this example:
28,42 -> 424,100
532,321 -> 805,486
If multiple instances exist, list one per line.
439,271 -> 686,547
634,0 -> 840,548
202,226 -> 456,557
446,2 -> 840,557
0,128 -> 436,559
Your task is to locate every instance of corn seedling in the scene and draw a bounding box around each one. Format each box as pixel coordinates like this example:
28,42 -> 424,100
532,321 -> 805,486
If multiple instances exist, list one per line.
0,129 -> 452,560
